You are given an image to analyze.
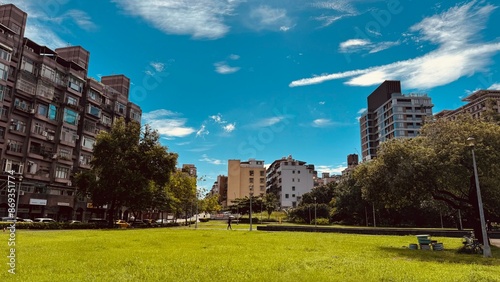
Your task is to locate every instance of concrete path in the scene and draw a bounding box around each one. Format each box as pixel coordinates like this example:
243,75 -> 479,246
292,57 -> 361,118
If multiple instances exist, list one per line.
491,239 -> 500,248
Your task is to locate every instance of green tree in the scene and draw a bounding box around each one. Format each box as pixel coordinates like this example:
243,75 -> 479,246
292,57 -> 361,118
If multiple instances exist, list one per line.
74,118 -> 177,226
263,193 -> 279,219
200,194 -> 222,214
167,170 -> 197,225
356,116 -> 500,243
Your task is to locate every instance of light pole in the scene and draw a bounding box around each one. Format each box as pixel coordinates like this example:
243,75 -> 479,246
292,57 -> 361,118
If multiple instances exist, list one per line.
467,137 -> 492,257
14,175 -> 23,220
195,189 -> 199,229
249,185 -> 253,231
314,197 -> 317,228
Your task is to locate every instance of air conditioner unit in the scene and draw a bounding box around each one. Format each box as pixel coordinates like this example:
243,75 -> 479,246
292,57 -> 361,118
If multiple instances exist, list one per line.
42,131 -> 48,137
29,108 -> 35,114
51,154 -> 58,159
47,136 -> 54,141
19,191 -> 25,196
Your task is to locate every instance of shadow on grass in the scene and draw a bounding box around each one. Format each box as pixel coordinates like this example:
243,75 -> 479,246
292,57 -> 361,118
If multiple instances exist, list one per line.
379,245 -> 500,266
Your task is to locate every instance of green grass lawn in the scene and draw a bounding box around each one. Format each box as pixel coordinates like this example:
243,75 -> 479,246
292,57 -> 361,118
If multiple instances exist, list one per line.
1,222 -> 499,282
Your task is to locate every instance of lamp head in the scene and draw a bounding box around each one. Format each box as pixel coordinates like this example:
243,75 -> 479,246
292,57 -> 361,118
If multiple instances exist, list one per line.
466,137 -> 475,147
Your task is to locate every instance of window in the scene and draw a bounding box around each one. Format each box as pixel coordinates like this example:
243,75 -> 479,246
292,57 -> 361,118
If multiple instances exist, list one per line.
292,170 -> 295,174
48,104 -> 57,120
14,98 -> 31,112
10,119 -> 26,133
21,57 -> 36,74
82,136 -> 95,150
58,148 -> 72,160
55,70 -> 66,86
101,115 -> 112,126
29,141 -> 43,155
3,159 -> 24,173
0,126 -> 5,139
32,122 -> 44,135
0,48 -> 11,61
115,102 -> 126,114
249,170 -> 254,176
130,110 -> 141,122
285,194 -> 289,199
292,186 -> 295,191
0,84 -> 6,101
67,96 -> 78,106
298,170 -> 300,174
68,76 -> 83,92
80,153 -> 92,166
61,127 -> 77,143
298,178 -> 300,182
292,194 -> 295,198
292,178 -> 295,182
260,185 -> 265,191
260,178 -> 265,183
260,171 -> 265,176
0,63 -> 9,80
37,104 -> 48,117
40,65 -> 55,81
249,178 -> 254,183
88,89 -> 100,101
7,140 -> 23,153
63,108 -> 78,125
83,120 -> 96,133
87,104 -> 101,117
55,166 -> 70,179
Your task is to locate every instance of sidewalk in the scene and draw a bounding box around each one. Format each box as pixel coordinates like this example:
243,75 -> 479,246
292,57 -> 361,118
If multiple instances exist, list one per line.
491,239 -> 500,248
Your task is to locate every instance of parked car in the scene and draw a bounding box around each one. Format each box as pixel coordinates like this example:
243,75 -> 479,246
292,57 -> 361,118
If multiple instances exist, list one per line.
142,219 -> 158,227
129,220 -> 147,228
115,220 -> 130,228
67,220 -> 82,224
23,219 -> 33,222
33,218 -> 56,223
156,219 -> 172,226
88,218 -> 108,227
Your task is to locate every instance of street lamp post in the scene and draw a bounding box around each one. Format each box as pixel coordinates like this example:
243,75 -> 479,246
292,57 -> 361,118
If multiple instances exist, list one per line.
195,189 -> 199,229
467,137 -> 492,257
249,185 -> 253,231
314,197 -> 317,228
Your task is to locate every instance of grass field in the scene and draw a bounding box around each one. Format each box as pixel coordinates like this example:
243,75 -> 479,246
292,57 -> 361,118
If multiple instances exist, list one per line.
1,221 -> 499,282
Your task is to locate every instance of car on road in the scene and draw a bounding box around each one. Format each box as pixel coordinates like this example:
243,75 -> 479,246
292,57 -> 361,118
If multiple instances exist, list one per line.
115,220 -> 130,228
156,219 -> 172,226
88,218 -> 108,227
67,220 -> 82,224
33,218 -> 56,223
1,217 -> 26,222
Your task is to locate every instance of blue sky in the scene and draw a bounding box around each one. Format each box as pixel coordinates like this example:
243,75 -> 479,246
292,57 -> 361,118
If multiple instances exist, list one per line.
10,0 -> 500,189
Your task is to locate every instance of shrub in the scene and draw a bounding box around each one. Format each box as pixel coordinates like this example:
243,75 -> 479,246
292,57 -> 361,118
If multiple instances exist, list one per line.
199,218 -> 210,223
312,218 -> 330,225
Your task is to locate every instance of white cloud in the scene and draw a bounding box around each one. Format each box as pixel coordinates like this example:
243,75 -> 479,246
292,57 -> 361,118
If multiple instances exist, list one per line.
312,1 -> 357,14
339,39 -> 400,54
112,0 -> 242,39
339,39 -> 370,50
488,83 -> 500,90
229,54 -> 240,60
214,62 -> 240,74
319,101 -> 326,105
66,10 -> 97,31
312,118 -> 334,127
254,116 -> 287,127
142,109 -> 196,138
290,1 -> 500,90
199,154 -> 225,165
314,15 -> 346,27
249,5 -> 293,31
223,123 -> 236,133
357,108 -> 367,114
150,62 -> 165,72
196,125 -> 210,138
316,165 -> 347,176
210,113 -> 226,124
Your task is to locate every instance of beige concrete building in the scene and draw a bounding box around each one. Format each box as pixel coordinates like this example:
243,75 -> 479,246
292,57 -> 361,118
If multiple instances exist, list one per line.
435,89 -> 500,120
227,159 -> 265,204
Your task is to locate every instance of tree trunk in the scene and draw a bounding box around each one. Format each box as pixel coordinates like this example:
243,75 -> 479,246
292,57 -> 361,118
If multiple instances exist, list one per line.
469,175 -> 487,244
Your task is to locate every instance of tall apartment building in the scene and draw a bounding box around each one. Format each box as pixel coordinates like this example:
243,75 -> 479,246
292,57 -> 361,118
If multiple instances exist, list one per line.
0,4 -> 141,221
341,154 -> 359,179
181,164 -> 197,178
209,175 -> 228,207
266,155 -> 315,209
227,159 -> 265,204
435,89 -> 500,120
359,80 -> 433,161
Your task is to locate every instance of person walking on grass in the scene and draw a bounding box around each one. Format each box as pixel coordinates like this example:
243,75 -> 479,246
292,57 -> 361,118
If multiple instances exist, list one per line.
227,216 -> 232,230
